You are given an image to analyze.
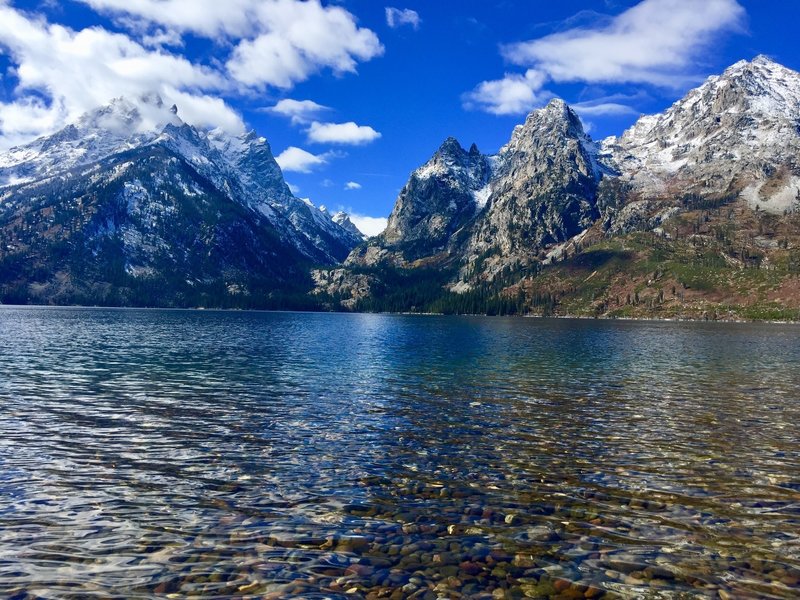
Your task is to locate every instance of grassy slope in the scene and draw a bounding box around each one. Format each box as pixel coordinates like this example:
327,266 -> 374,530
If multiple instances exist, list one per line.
322,200 -> 800,321
512,202 -> 800,321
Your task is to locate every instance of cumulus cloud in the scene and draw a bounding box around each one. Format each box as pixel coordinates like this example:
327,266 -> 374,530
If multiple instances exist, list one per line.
269,101 -> 380,146
349,214 -> 387,237
77,0 -> 262,37
307,121 -> 381,145
0,1 -> 382,149
275,146 -> 332,173
462,69 -> 551,116
266,99 -> 330,125
385,7 -> 421,30
504,0 -> 745,87
83,0 -> 384,89
141,28 -> 184,48
465,0 -> 745,115
0,4 -> 244,149
344,181 -> 362,190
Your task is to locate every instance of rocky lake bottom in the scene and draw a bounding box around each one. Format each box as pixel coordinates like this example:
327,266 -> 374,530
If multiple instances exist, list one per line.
0,308 -> 798,599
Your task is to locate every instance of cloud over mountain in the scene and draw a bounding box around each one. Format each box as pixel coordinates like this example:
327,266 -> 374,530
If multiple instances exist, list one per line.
0,0 -> 382,149
465,0 -> 745,115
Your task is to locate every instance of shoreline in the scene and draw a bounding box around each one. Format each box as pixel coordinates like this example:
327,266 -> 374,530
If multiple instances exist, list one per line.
2,302 -> 799,325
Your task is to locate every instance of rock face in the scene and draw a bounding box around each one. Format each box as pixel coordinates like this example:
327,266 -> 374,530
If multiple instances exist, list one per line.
466,99 -> 604,264
382,137 -> 492,258
4,56 -> 800,311
604,55 -> 800,212
343,99 -> 607,282
331,211 -> 366,240
0,96 -> 361,305
322,56 -> 800,308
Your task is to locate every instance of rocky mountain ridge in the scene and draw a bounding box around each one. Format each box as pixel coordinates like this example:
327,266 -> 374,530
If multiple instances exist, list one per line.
604,55 -> 800,210
0,96 -> 361,306
316,56 -> 800,318
2,56 -> 799,316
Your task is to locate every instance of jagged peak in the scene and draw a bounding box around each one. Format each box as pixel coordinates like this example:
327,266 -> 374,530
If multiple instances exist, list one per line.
721,54 -> 796,79
726,54 -> 780,71
543,97 -> 569,112
74,94 -> 184,139
503,98 -> 587,155
412,135 -> 490,183
615,55 -> 800,149
436,136 -> 464,156
519,98 -> 583,130
331,211 -> 366,239
78,96 -> 140,124
752,54 -> 778,66
160,120 -> 196,137
240,129 -> 259,143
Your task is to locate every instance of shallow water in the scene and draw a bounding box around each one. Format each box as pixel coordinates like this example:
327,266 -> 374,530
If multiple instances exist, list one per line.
0,307 -> 798,599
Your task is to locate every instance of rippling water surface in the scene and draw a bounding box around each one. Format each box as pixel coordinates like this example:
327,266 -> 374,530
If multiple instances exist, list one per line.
1,307 -> 799,599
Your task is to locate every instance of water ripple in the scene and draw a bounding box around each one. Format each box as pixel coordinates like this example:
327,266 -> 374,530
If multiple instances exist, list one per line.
1,308 -> 799,598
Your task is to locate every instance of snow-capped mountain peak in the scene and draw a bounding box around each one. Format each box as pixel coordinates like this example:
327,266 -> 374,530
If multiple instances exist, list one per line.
0,95 -> 184,187
332,211 -> 366,239
0,94 -> 363,266
604,55 -> 800,207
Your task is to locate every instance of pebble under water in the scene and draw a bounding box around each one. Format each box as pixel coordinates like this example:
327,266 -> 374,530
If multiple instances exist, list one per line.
0,307 -> 799,599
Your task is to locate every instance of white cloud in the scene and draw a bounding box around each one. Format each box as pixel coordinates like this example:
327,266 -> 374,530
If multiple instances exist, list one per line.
0,4 -> 244,149
463,69 -> 550,115
275,146 -> 331,173
0,1 -> 383,149
82,0 -> 384,89
164,88 -> 245,133
349,214 -> 387,237
266,98 -> 330,125
385,7 -> 421,30
307,121 -> 381,145
141,28 -> 184,48
571,101 -> 639,117
344,181 -> 362,190
287,182 -> 300,194
465,0 -> 745,115
505,0 -> 745,87
78,0 -> 261,38
225,2 -> 383,89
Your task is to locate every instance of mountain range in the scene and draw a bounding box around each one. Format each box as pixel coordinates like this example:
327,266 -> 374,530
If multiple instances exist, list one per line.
314,55 -> 800,320
2,56 -> 800,318
0,95 -> 360,306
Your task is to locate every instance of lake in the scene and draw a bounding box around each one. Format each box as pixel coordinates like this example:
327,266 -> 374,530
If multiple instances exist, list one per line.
1,307 -> 798,599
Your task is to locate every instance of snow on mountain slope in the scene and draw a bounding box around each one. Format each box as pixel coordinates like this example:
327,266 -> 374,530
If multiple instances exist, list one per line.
0,96 -> 178,187
331,211 -> 367,239
605,55 -> 800,211
380,137 -> 492,253
0,96 -> 361,263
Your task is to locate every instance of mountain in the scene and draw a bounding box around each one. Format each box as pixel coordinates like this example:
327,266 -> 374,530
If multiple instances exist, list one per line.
600,54 -> 800,236
0,96 -> 361,306
331,98 -> 609,292
330,210 -> 366,240
463,99 -> 606,277
316,56 -> 800,320
382,137 -> 491,256
3,58 -> 800,317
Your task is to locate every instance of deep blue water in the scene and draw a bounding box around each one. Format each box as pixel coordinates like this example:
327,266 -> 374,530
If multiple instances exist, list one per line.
1,307 -> 799,598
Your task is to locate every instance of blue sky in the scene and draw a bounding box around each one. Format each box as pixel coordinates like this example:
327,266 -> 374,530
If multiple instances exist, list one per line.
0,0 -> 798,234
